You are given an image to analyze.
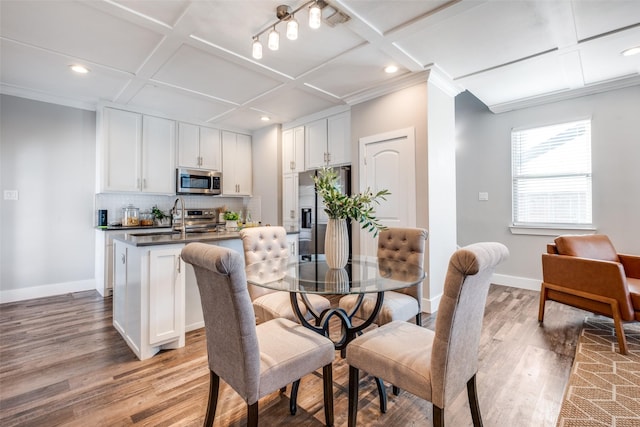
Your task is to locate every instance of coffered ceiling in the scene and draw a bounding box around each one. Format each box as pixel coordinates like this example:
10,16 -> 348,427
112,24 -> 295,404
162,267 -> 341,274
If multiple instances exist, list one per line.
1,0 -> 639,133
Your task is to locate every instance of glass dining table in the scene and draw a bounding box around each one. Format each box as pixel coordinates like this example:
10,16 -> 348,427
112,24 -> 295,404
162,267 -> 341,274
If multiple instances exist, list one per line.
245,256 -> 425,352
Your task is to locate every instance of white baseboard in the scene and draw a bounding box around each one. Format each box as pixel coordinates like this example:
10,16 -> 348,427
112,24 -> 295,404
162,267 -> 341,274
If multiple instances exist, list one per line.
0,279 -> 96,304
422,293 -> 442,315
186,321 -> 204,332
491,273 -> 541,291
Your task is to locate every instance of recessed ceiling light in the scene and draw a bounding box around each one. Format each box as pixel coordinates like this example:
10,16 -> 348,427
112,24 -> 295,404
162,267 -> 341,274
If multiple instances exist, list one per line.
260,116 -> 270,122
621,46 -> 640,57
70,64 -> 89,74
384,65 -> 398,74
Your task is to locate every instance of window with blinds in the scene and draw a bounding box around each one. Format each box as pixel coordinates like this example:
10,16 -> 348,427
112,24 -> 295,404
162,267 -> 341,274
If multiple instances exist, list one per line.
511,119 -> 592,227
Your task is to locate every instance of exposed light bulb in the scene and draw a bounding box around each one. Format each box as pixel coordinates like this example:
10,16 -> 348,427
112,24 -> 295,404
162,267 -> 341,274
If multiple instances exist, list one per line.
268,27 -> 279,51
252,38 -> 263,59
309,2 -> 321,29
286,16 -> 298,40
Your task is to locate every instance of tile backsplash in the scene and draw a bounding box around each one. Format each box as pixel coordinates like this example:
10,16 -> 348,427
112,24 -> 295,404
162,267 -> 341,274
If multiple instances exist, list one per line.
94,193 -> 251,226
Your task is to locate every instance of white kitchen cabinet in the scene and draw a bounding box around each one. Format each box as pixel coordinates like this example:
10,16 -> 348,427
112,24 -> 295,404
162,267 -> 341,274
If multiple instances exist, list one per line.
282,126 -> 305,173
283,173 -> 299,232
222,130 -> 252,196
98,107 -> 175,194
113,241 -> 185,360
304,111 -> 350,169
286,233 -> 299,258
177,122 -> 221,170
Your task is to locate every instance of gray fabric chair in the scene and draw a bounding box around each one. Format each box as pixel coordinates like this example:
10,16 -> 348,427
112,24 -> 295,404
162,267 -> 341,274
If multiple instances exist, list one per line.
240,226 -> 331,324
339,227 -> 428,325
181,243 -> 335,427
346,242 -> 509,427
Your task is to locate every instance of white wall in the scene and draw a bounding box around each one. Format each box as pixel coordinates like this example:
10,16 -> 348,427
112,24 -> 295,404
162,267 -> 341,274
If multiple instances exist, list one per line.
455,86 -> 640,288
0,95 -> 96,300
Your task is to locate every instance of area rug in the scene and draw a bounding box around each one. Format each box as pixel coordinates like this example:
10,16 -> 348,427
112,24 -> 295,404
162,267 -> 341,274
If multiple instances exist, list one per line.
556,317 -> 640,427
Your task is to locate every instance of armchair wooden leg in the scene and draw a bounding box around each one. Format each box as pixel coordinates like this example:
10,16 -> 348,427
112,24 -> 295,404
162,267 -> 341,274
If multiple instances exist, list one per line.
204,370 -> 219,427
433,404 -> 444,427
392,385 -> 400,395
467,374 -> 483,427
375,377 -> 388,413
290,379 -> 300,415
538,283 -> 548,323
416,312 -> 422,326
247,402 -> 258,427
348,366 -> 360,427
612,305 -> 628,355
323,364 -> 334,427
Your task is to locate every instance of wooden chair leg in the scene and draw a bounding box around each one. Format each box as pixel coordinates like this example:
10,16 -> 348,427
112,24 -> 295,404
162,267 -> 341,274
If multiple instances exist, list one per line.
538,283 -> 548,323
467,374 -> 483,427
433,404 -> 444,427
392,385 -> 400,395
375,377 -> 387,413
204,370 -> 219,427
348,366 -> 360,427
323,364 -> 334,427
290,379 -> 300,415
611,303 -> 628,355
416,312 -> 422,326
247,402 -> 258,427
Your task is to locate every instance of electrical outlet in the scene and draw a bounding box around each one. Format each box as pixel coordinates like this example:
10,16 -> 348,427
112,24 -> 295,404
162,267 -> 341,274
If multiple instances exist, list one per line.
478,192 -> 489,201
4,190 -> 19,200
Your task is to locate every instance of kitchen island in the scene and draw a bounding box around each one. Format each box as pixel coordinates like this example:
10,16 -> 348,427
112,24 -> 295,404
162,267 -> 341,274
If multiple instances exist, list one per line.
111,229 -> 298,360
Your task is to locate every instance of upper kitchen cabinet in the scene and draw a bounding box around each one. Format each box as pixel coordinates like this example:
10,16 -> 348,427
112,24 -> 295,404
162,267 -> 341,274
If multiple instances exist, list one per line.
282,126 -> 305,174
177,122 -> 221,171
97,107 -> 175,194
304,111 -> 351,170
221,131 -> 252,196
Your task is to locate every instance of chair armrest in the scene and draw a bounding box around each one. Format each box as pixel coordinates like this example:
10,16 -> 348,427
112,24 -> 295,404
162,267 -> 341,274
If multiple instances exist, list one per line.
542,254 -> 630,302
619,253 -> 640,279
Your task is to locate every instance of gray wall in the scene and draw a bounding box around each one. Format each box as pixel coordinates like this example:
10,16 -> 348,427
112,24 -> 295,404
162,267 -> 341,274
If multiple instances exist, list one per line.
1,95 -> 96,296
456,86 -> 640,284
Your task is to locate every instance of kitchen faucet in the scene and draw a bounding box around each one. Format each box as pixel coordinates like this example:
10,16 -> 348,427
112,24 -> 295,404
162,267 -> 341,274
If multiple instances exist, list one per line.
173,196 -> 186,239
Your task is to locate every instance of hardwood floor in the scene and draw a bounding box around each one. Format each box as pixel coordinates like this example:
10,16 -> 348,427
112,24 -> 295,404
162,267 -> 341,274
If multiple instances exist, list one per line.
0,285 -> 586,426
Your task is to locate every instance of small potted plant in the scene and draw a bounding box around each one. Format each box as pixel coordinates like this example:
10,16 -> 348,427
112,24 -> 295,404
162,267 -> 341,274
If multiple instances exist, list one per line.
151,205 -> 170,227
223,211 -> 240,231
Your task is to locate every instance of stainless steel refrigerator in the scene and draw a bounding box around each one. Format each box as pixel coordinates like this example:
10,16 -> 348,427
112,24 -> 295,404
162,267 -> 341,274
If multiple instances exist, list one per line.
298,166 -> 352,261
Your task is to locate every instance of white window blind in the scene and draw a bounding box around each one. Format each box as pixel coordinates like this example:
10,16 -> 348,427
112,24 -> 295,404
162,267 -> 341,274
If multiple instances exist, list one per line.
512,119 -> 592,227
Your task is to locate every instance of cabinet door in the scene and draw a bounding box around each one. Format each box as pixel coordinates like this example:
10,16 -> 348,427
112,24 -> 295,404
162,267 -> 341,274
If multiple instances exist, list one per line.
283,173 -> 299,230
102,108 -> 142,192
177,122 -> 200,169
199,126 -> 221,171
327,112 -> 350,166
283,126 -> 305,173
142,116 -> 176,194
148,248 -> 185,345
236,133 -> 252,195
222,131 -> 252,196
113,242 -> 127,334
286,233 -> 299,257
305,118 -> 328,170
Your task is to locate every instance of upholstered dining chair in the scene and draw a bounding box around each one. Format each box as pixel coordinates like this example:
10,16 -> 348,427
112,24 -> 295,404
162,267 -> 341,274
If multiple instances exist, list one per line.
540,234 -> 640,354
181,243 -> 335,427
240,226 -> 331,324
346,242 -> 509,427
339,227 -> 428,326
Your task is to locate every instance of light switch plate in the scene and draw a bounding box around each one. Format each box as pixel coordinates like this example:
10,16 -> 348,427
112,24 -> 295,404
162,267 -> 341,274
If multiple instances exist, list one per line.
4,190 -> 19,200
478,192 -> 489,201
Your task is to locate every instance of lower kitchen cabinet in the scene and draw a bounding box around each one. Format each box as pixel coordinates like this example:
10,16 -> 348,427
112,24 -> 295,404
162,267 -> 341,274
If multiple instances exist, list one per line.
113,241 -> 185,360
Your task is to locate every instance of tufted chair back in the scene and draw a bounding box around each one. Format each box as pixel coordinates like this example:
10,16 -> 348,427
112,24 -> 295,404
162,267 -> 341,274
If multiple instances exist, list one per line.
377,227 -> 428,304
240,226 -> 290,301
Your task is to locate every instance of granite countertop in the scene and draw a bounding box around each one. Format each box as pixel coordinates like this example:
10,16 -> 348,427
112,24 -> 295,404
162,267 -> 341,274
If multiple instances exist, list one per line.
111,229 -> 242,247
111,227 -> 299,247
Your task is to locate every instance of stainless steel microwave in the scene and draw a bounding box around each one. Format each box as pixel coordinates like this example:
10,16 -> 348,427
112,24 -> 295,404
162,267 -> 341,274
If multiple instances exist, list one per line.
176,168 -> 222,195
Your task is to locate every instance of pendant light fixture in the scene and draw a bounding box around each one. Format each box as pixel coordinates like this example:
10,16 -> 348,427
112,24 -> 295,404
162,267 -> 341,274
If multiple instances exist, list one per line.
251,2 -> 347,60
309,1 -> 322,29
268,26 -> 279,51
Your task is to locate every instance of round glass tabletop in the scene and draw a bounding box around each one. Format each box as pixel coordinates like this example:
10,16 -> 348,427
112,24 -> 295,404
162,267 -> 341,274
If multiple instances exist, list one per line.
245,256 -> 425,295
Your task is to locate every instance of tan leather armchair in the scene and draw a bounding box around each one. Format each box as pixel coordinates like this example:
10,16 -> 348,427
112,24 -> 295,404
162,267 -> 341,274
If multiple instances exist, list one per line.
539,234 -> 640,354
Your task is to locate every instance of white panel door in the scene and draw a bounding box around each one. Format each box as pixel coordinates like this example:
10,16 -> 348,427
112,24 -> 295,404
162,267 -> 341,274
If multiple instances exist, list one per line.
359,127 -> 416,258
177,122 -> 200,169
102,108 -> 142,192
199,126 -> 221,171
148,247 -> 185,346
142,115 -> 175,194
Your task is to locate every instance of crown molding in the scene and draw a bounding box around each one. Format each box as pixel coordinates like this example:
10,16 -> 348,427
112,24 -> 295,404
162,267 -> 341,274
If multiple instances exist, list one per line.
488,74 -> 640,113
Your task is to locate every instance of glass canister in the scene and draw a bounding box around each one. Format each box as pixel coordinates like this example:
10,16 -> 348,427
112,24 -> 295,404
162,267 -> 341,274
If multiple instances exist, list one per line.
122,205 -> 140,227
140,211 -> 154,226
